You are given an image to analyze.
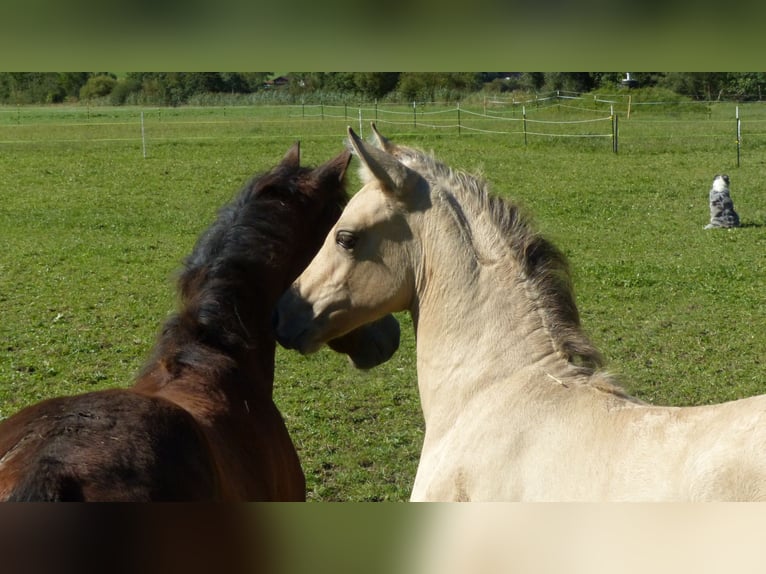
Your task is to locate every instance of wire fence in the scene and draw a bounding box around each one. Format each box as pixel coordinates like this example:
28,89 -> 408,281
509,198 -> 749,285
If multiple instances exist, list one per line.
2,93 -> 766,162
288,99 -> 615,142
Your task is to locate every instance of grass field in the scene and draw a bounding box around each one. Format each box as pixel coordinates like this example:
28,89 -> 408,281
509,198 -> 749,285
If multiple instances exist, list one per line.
1,102 -> 765,500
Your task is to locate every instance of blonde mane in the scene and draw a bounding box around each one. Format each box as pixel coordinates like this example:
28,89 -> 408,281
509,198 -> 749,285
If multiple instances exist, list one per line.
394,145 -> 605,372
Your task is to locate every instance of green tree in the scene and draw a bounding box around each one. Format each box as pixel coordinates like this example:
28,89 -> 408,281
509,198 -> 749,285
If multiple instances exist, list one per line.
353,73 -> 400,99
518,72 -> 545,92
659,72 -> 729,100
79,74 -> 117,101
184,72 -> 227,94
721,73 -> 766,101
286,72 -> 320,97
109,76 -> 142,105
218,73 -> 248,93
543,72 -> 598,93
322,73 -> 358,93
396,72 -> 482,102
0,73 -> 65,103
59,73 -> 91,99
239,73 -> 272,92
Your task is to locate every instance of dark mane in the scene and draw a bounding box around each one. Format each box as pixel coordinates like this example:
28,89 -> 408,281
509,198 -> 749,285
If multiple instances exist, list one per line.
142,162 -> 346,378
399,148 -> 604,371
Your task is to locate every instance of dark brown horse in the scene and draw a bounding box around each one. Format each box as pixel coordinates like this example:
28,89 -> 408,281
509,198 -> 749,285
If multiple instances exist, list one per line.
0,143 -> 400,501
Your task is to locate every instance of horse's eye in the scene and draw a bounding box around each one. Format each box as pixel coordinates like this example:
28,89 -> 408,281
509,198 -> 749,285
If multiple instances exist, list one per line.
336,230 -> 358,250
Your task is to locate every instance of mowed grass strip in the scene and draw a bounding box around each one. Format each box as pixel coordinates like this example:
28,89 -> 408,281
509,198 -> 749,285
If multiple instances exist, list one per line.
1,105 -> 765,500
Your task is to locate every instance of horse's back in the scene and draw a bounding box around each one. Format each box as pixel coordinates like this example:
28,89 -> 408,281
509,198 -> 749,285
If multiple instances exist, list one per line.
0,389 -> 218,501
677,394 -> 766,501
412,378 -> 766,501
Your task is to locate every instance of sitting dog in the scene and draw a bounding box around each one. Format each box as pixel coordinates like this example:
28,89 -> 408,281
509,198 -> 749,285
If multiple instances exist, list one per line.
705,174 -> 740,229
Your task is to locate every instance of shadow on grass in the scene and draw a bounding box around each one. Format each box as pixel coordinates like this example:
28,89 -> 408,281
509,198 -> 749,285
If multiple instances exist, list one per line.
738,220 -> 766,228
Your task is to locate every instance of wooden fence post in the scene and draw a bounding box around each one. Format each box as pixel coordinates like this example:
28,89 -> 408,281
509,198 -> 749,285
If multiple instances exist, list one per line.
523,106 -> 527,146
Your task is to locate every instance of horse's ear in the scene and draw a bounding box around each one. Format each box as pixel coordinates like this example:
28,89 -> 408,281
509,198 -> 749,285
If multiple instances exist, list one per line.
281,141 -> 301,168
313,148 -> 352,184
347,126 -> 418,199
369,122 -> 395,153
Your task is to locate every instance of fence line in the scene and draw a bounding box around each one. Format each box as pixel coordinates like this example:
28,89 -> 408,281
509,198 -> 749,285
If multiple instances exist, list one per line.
203,101 -> 619,145
2,99 -> 764,164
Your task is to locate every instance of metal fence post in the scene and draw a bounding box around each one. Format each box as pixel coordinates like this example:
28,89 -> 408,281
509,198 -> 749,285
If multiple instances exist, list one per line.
736,106 -> 741,167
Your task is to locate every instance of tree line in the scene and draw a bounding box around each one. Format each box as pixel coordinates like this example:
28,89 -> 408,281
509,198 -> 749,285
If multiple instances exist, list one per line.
2,72 -> 765,105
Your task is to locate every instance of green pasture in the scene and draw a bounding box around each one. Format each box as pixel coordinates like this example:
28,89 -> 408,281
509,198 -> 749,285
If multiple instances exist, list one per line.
1,103 -> 765,501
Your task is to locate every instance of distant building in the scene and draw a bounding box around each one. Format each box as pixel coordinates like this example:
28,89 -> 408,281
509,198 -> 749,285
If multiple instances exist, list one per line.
264,76 -> 289,88
621,73 -> 638,88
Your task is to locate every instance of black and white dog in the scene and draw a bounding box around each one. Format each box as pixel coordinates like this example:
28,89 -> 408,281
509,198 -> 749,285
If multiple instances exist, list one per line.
705,174 -> 740,229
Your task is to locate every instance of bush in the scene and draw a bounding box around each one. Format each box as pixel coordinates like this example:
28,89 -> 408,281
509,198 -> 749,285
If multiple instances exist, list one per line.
79,74 -> 117,101
109,77 -> 141,105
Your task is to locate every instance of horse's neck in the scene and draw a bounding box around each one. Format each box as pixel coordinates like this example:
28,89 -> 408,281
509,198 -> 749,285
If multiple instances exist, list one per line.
412,209 -> 565,422
135,307 -> 278,405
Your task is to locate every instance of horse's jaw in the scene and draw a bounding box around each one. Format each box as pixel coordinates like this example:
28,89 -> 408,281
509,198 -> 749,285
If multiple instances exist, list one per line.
274,304 -> 401,370
327,314 -> 401,369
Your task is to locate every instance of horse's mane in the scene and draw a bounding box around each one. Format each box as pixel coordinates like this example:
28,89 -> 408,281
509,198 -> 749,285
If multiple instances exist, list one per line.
141,163 -> 344,378
395,146 -> 605,372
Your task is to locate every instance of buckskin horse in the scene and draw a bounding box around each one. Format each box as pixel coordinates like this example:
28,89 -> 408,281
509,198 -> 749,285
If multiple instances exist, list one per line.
275,125 -> 766,501
0,143 -> 400,501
